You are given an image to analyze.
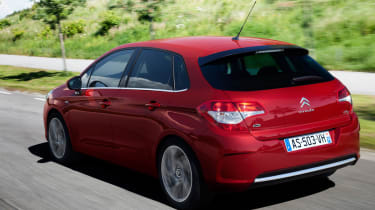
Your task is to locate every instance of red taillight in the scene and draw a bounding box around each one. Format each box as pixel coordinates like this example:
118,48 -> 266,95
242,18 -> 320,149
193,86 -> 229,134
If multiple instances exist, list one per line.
338,87 -> 353,113
338,87 -> 352,104
197,101 -> 265,132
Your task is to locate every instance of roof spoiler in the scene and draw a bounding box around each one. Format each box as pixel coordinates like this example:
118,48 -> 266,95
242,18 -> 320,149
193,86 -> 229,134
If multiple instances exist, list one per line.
198,45 -> 308,66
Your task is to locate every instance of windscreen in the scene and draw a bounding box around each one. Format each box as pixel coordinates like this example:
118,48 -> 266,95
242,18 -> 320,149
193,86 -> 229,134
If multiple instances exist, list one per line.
200,51 -> 334,91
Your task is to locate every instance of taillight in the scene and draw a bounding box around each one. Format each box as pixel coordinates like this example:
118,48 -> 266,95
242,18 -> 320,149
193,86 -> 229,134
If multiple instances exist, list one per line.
197,101 -> 265,131
338,87 -> 352,105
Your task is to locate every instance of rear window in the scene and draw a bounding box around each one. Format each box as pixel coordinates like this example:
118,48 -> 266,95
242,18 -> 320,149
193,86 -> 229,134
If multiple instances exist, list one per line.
200,51 -> 334,91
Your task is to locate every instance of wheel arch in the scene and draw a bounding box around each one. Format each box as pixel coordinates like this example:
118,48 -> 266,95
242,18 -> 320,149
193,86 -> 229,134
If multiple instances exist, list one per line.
47,108 -> 62,121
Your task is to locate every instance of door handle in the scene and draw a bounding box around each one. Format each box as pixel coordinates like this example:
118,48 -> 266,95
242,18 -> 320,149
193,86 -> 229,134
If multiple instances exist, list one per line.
99,99 -> 111,108
145,101 -> 160,111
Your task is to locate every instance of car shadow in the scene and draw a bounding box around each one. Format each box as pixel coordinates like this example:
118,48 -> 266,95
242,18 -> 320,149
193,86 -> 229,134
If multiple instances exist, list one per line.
28,142 -> 166,203
28,142 -> 335,209
211,177 -> 335,209
0,71 -> 59,81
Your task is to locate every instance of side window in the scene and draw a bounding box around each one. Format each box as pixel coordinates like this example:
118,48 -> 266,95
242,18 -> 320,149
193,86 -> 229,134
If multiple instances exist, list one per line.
88,49 -> 134,88
81,66 -> 93,88
127,49 -> 173,90
174,55 -> 190,90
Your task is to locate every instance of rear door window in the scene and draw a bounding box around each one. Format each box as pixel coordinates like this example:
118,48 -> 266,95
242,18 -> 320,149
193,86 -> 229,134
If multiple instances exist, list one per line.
127,49 -> 174,90
174,55 -> 190,90
200,51 -> 334,91
88,49 -> 134,88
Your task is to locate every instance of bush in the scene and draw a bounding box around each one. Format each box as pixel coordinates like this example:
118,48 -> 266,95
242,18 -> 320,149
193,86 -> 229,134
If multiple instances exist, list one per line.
0,19 -> 11,30
62,20 -> 86,37
96,11 -> 121,36
38,25 -> 53,38
12,29 -> 24,42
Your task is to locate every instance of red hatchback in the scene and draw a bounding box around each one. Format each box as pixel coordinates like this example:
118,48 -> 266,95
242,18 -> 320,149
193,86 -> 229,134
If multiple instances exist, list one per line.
43,36 -> 359,209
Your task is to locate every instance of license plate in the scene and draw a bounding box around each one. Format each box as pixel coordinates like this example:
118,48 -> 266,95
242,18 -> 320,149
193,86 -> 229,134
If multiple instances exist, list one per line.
284,131 -> 332,152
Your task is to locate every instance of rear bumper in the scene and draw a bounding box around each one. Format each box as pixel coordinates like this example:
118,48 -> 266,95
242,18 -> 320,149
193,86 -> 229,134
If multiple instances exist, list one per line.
194,113 -> 360,192
251,154 -> 357,189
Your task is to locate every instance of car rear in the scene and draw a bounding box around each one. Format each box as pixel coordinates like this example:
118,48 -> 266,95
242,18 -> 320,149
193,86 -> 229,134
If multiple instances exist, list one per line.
195,46 -> 360,191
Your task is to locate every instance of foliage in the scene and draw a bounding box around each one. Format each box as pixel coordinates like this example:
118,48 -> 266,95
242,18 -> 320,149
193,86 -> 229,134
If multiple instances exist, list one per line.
38,25 -> 54,38
0,19 -> 11,30
11,29 -> 24,42
37,0 -> 86,30
1,0 -> 375,71
63,20 -> 85,37
108,0 -> 135,11
134,0 -> 165,23
96,11 -> 121,36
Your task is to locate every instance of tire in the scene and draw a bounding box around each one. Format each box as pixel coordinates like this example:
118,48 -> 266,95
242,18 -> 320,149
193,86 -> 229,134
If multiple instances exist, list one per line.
157,139 -> 212,210
47,113 -> 76,163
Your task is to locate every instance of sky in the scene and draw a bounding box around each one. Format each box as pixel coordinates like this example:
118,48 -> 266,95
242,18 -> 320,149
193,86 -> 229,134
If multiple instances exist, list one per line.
0,0 -> 35,19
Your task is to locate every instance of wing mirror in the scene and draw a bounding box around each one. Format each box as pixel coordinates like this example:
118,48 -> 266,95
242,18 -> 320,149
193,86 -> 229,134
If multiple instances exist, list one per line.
67,76 -> 82,91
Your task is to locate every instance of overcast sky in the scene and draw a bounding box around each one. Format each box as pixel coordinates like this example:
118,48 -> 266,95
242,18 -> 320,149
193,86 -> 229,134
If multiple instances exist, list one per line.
0,0 -> 35,19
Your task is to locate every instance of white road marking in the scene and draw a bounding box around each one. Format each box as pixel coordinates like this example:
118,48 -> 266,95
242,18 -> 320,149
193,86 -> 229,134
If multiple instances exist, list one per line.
34,98 -> 45,102
0,90 -> 11,95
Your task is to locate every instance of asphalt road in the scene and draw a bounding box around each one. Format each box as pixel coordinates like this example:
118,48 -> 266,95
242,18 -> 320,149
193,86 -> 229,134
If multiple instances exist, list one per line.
0,54 -> 93,72
0,88 -> 375,210
0,54 -> 375,96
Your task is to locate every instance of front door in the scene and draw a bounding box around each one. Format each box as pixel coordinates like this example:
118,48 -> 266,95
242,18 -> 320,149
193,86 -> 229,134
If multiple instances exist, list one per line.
67,49 -> 135,160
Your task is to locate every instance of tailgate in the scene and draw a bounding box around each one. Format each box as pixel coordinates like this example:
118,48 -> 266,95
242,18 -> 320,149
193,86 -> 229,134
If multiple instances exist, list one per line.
224,79 -> 352,140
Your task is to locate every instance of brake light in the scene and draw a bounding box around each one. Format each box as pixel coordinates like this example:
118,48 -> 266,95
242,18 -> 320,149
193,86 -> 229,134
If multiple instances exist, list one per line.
197,101 -> 265,131
338,87 -> 352,104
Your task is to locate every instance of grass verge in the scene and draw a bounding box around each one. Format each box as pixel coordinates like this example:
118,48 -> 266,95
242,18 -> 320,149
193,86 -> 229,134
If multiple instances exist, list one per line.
352,95 -> 375,150
0,65 -> 374,149
0,65 -> 79,93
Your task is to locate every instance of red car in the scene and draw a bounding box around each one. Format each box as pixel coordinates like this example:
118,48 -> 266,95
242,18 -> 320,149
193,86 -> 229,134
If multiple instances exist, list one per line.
44,36 -> 359,209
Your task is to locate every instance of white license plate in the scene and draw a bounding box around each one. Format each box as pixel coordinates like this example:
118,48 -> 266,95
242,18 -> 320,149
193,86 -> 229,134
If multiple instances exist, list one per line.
284,131 -> 332,152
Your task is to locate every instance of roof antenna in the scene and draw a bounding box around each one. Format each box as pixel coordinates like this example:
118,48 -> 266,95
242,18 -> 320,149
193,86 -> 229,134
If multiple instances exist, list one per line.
232,0 -> 257,41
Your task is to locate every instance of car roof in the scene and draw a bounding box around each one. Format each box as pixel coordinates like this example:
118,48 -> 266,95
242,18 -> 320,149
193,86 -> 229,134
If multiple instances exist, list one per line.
113,36 -> 293,58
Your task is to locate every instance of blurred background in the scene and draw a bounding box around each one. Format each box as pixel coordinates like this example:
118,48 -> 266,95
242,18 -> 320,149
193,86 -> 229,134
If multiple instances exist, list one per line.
0,0 -> 374,71
0,1 -> 375,209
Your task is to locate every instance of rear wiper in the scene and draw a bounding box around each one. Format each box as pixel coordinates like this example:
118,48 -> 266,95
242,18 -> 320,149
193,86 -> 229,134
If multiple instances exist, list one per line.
291,75 -> 324,85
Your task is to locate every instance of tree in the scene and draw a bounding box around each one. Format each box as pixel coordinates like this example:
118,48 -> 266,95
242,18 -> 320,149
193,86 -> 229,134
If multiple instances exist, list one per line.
110,0 -> 166,40
37,0 -> 86,71
135,0 -> 166,40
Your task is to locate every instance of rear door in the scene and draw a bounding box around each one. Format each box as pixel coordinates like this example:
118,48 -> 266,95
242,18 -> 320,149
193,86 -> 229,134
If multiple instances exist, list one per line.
107,49 -> 189,173
67,49 -> 135,159
200,51 -> 352,140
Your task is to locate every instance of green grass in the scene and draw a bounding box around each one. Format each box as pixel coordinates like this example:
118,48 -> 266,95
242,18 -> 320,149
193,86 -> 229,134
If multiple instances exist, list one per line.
352,95 -> 375,150
0,65 -> 78,93
0,0 -> 375,71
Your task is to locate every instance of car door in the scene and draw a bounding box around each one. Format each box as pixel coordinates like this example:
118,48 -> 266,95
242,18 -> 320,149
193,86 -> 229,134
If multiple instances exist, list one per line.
106,49 -> 189,173
66,49 -> 135,160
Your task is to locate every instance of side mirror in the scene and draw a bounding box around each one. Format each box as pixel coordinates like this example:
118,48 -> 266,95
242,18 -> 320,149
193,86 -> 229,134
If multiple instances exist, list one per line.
67,76 -> 82,91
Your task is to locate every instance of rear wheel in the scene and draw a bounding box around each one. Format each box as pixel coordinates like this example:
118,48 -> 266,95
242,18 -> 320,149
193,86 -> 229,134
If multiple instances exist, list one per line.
158,139 -> 211,209
48,113 -> 75,163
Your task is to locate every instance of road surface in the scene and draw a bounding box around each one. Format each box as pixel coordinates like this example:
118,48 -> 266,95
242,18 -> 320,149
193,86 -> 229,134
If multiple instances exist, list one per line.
0,54 -> 374,96
0,88 -> 374,210
0,54 -> 93,72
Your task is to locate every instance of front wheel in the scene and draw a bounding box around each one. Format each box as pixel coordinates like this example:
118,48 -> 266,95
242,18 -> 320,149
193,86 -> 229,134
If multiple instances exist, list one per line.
158,140 -> 211,209
47,114 -> 75,163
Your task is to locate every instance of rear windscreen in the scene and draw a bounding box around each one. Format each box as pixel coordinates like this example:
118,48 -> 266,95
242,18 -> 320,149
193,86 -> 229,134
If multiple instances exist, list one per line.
200,51 -> 334,91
